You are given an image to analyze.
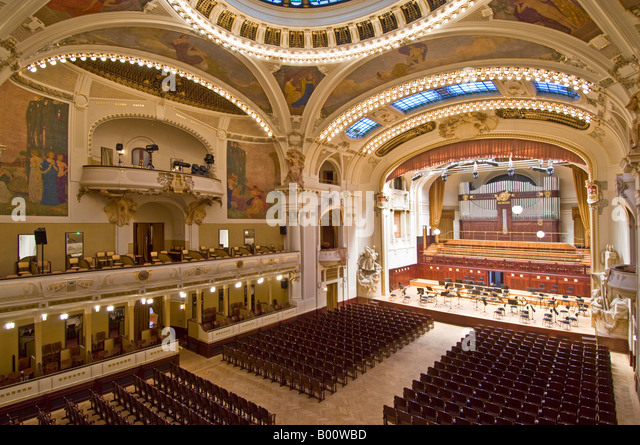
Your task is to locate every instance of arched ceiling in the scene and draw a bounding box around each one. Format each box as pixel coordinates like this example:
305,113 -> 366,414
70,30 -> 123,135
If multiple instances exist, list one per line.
0,0 -> 639,187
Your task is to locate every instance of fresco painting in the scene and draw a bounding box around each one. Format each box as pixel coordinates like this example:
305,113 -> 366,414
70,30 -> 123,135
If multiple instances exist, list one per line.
274,66 -> 325,115
323,35 -> 562,117
44,0 -> 153,18
489,0 -> 601,41
60,28 -> 273,114
227,141 -> 279,220
0,82 -> 69,216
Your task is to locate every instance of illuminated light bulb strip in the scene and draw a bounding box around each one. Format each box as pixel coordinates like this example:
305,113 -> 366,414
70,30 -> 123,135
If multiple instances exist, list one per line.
24,53 -> 274,138
166,0 -> 477,64
358,99 -> 594,156
319,67 -> 593,142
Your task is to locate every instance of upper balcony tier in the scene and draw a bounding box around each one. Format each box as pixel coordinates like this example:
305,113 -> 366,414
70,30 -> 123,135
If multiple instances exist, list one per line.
0,251 -> 300,318
79,165 -> 224,199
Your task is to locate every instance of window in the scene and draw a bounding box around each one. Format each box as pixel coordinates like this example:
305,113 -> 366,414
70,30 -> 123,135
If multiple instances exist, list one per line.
345,117 -> 381,139
534,81 -> 580,100
394,211 -> 402,238
392,81 -> 499,114
260,0 -> 352,7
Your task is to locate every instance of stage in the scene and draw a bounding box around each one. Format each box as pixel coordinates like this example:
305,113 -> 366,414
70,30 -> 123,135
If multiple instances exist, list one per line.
369,279 -> 628,353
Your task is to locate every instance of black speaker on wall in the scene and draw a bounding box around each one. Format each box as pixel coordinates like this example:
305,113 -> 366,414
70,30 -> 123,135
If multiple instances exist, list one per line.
279,226 -> 287,235
281,279 -> 288,289
34,228 -> 47,245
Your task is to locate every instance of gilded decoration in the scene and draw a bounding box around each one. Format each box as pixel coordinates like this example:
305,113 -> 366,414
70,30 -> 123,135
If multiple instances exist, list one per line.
496,108 -> 591,130
375,121 -> 436,157
439,112 -> 499,140
158,172 -> 195,195
72,60 -> 244,115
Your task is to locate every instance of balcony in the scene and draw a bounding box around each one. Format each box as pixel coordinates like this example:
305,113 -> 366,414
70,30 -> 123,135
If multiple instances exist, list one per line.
318,248 -> 347,267
78,165 -> 224,199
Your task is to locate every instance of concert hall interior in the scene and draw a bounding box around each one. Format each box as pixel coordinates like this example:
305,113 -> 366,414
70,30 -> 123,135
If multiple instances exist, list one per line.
1,0 -> 640,426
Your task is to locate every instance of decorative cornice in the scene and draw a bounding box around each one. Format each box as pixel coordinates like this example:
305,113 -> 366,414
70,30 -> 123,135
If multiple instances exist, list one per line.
10,72 -> 74,102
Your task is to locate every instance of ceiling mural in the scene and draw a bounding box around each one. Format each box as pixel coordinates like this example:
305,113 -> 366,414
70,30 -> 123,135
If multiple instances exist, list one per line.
57,27 -> 273,114
37,0 -> 153,24
322,35 -> 563,117
273,66 -> 325,116
488,0 -> 602,42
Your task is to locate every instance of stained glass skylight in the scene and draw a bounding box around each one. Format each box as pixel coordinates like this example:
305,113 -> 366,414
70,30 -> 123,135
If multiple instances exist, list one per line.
534,81 -> 580,100
392,81 -> 500,114
345,117 -> 381,139
260,0 -> 352,7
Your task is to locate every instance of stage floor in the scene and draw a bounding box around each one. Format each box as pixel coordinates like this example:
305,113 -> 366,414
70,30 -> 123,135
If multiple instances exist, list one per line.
373,281 -> 596,337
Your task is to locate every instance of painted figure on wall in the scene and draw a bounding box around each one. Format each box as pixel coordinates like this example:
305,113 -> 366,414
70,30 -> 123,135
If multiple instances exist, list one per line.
46,0 -> 151,18
28,150 -> 43,203
489,0 -> 598,40
40,152 -> 59,206
227,141 -> 278,219
276,66 -> 325,115
56,154 -> 68,204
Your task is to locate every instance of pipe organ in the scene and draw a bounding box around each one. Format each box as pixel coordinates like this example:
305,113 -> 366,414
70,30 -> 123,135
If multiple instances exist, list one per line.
458,176 -> 561,242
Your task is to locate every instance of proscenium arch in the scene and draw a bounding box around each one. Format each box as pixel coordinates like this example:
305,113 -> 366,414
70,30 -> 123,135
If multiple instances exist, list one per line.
377,134 -> 597,191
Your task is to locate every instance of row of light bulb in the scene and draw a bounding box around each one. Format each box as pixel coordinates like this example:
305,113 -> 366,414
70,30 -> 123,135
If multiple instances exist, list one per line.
319,67 -> 593,142
3,306 -> 117,329
176,275 -> 280,297
2,274 -> 288,328
23,53 -> 274,138
167,0 -> 476,64
360,99 -> 594,156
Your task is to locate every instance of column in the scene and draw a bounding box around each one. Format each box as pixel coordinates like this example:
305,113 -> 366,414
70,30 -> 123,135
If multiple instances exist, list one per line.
223,284 -> 229,316
163,294 -> 171,329
195,290 -> 203,323
246,280 -> 253,311
84,307 -> 92,353
127,300 -> 135,342
34,316 -> 43,376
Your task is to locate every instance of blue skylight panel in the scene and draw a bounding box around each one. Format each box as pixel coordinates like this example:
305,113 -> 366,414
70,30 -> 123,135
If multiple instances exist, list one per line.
392,81 -> 499,114
345,117 -> 381,139
534,81 -> 580,99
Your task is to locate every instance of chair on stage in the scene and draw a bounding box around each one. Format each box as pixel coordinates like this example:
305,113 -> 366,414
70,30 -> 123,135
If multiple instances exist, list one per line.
494,307 -> 505,320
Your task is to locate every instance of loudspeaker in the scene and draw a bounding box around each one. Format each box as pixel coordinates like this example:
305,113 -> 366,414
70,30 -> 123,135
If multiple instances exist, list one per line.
281,279 -> 288,289
34,228 -> 47,245
279,226 -> 287,235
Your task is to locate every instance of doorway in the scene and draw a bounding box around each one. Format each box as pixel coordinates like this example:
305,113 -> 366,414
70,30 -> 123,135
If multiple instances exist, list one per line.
326,283 -> 338,311
109,306 -> 125,338
65,314 -> 83,348
134,223 -> 164,263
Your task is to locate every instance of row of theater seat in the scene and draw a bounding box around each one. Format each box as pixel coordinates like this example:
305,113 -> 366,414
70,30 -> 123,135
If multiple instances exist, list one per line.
384,325 -> 617,425
33,363 -> 274,426
223,303 -> 433,401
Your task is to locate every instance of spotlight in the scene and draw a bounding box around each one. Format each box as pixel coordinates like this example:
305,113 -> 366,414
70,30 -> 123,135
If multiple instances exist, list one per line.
144,144 -> 158,169
441,173 -> 447,182
546,166 -> 555,176
116,143 -> 124,167
412,173 -> 423,181
508,168 -> 515,177
172,160 -> 191,172
473,171 -> 479,179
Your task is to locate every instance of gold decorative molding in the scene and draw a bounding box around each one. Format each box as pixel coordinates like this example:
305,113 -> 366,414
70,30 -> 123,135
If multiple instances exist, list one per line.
496,108 -> 591,131
375,121 -> 436,157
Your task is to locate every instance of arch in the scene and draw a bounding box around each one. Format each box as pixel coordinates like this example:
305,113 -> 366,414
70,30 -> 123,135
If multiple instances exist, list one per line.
319,159 -> 341,186
89,113 -> 215,159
